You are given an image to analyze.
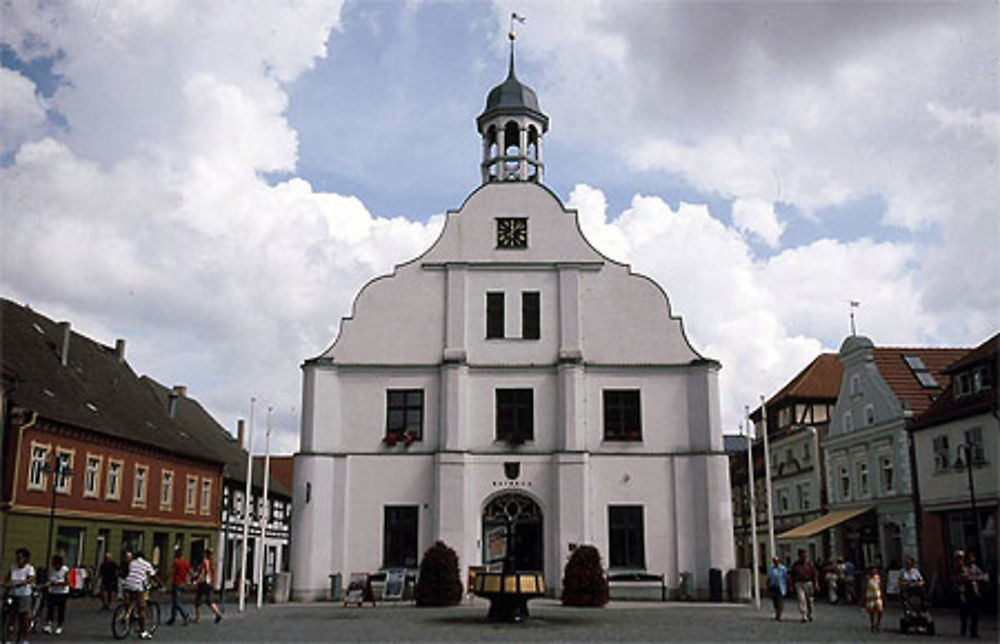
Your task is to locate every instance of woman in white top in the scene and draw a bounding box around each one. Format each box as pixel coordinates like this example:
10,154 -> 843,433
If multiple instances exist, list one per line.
900,555 -> 925,588
4,548 -> 36,643
44,554 -> 70,635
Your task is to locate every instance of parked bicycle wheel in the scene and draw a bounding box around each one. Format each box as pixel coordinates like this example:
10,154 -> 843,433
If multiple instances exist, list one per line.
145,601 -> 160,634
110,603 -> 132,640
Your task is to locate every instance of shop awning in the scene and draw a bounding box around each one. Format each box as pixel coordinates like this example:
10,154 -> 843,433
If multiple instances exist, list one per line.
777,506 -> 873,540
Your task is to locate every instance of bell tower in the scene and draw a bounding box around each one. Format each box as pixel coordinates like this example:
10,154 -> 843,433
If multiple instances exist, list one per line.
476,27 -> 549,184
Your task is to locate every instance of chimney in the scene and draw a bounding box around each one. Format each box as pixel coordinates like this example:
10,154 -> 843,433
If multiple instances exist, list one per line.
168,390 -> 178,419
58,321 -> 71,366
237,419 -> 245,448
115,338 -> 126,363
172,385 -> 188,398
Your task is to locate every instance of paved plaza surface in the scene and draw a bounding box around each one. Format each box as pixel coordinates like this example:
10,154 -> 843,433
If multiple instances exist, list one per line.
28,595 -> 996,642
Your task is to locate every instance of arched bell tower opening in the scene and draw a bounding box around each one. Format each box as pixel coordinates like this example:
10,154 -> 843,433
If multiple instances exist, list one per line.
477,33 -> 549,184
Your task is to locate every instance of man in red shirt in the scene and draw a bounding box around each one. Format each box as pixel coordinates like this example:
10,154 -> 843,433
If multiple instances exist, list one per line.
166,548 -> 191,625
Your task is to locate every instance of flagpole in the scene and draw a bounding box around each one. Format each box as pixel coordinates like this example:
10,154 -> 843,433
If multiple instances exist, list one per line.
256,407 -> 272,608
238,397 -> 255,613
746,407 -> 760,609
761,395 -> 776,562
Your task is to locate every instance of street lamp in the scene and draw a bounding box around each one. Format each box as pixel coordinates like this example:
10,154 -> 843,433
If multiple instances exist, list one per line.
41,454 -> 73,577
955,442 -> 984,561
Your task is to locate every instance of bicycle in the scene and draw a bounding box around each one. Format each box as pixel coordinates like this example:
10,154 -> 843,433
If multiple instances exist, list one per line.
2,588 -> 40,644
111,587 -> 160,640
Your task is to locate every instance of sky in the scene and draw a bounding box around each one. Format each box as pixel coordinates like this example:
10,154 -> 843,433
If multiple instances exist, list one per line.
1,0 -> 997,455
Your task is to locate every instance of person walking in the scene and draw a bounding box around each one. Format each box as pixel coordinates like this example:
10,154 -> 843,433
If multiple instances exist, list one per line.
767,555 -> 788,621
4,548 -> 36,644
865,565 -> 883,633
192,549 -> 222,624
789,548 -> 818,622
165,548 -> 190,626
955,550 -> 987,638
42,554 -> 70,635
98,552 -> 119,610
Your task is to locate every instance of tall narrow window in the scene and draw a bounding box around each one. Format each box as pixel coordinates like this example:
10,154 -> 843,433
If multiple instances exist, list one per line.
160,471 -> 174,509
54,450 -> 73,494
857,462 -> 869,496
521,292 -> 540,339
964,427 -> 986,464
880,456 -> 894,493
185,475 -> 198,513
200,478 -> 212,515
603,390 -> 642,441
496,389 -> 533,442
608,505 -> 645,569
106,460 -> 123,500
386,390 -> 424,440
383,506 -> 419,568
28,444 -> 50,491
486,292 -> 504,339
932,436 -> 950,471
84,455 -> 101,498
133,464 -> 148,507
839,465 -> 851,500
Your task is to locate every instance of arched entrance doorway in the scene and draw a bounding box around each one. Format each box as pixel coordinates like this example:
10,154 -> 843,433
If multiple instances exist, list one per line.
482,493 -> 543,572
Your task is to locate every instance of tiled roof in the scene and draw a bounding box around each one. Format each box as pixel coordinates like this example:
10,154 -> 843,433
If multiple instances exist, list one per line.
750,353 -> 842,420
942,332 -> 1000,374
142,378 -> 291,498
911,333 -> 999,430
255,455 -> 294,494
0,299 -> 222,465
872,346 -> 970,417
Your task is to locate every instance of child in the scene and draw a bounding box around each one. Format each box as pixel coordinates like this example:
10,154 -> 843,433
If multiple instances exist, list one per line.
865,565 -> 883,633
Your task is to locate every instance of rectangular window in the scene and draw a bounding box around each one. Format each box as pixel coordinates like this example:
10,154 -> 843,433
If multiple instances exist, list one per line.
864,404 -> 875,426
857,462 -> 869,497
521,291 -> 540,339
964,427 -> 986,464
839,465 -> 851,500
54,449 -> 74,494
486,292 -> 504,339
844,412 -> 853,432
106,460 -> 123,500
495,388 -> 533,442
386,389 -> 424,440
955,372 -> 972,398
200,478 -> 212,515
972,365 -> 992,392
84,455 -> 102,498
185,475 -> 198,513
880,456 -> 894,493
603,390 -> 642,441
133,464 -> 148,506
28,443 -> 50,491
160,470 -> 174,509
608,505 -> 645,569
798,483 -> 811,510
776,488 -> 789,513
933,435 -> 950,471
383,505 -> 419,568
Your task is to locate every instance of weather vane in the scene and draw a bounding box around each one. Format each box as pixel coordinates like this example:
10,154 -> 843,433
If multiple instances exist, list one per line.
849,300 -> 860,336
509,12 -> 526,41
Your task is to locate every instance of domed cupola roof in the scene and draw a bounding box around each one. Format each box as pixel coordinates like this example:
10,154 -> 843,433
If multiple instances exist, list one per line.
477,49 -> 549,133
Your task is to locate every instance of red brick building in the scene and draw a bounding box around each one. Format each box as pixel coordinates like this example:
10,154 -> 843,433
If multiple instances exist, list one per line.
1,300 -> 225,576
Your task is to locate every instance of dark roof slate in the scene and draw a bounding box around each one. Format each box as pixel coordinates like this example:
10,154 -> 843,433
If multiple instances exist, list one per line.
0,299 -> 221,465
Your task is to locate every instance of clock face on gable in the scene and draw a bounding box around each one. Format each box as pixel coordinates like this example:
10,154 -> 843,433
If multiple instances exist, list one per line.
496,217 -> 528,249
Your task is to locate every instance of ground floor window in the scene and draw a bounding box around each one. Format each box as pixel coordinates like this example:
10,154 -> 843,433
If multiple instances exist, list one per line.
383,505 -> 418,569
608,505 -> 645,569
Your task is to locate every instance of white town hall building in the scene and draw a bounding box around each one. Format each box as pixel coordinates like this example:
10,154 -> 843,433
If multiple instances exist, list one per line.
291,44 -> 735,601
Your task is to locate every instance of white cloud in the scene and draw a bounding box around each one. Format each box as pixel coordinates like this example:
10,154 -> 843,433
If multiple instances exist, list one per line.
731,198 -> 785,248
0,67 -> 48,154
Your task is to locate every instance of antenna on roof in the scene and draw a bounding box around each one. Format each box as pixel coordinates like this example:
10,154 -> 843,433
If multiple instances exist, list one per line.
849,300 -> 860,336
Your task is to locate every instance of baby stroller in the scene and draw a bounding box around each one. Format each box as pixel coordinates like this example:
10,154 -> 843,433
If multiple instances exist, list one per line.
899,585 -> 934,635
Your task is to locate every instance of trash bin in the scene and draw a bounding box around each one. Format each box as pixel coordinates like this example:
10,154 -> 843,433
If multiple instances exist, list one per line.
273,572 -> 291,603
329,572 -> 343,601
679,572 -> 693,600
709,568 -> 723,602
726,568 -> 751,603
